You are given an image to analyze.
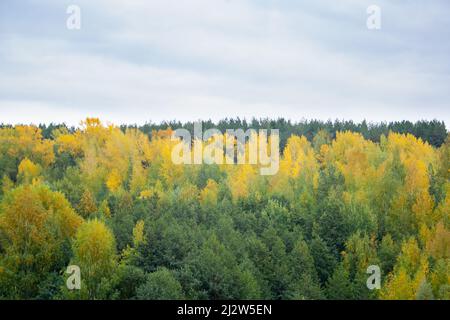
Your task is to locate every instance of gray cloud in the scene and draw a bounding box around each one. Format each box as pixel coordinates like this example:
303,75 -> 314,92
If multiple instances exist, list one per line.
0,0 -> 449,126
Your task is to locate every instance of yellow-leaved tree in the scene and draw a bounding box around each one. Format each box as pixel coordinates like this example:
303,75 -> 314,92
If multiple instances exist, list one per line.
0,184 -> 83,298
77,189 -> 98,218
17,158 -> 42,184
199,179 -> 219,210
69,219 -> 117,299
381,238 -> 430,300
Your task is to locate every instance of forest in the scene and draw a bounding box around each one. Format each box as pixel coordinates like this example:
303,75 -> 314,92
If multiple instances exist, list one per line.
0,118 -> 448,300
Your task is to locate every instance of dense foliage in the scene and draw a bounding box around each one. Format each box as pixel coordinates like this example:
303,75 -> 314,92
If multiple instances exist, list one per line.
2,118 -> 446,149
0,118 -> 448,300
125,118 -> 448,150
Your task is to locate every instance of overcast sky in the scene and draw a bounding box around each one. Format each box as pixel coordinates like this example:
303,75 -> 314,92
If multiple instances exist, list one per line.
0,0 -> 449,126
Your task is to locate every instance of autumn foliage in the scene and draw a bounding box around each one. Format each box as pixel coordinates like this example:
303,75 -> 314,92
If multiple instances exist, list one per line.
0,118 -> 448,300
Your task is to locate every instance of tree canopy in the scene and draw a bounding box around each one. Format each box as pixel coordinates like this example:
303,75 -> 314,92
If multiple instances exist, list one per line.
0,118 -> 448,300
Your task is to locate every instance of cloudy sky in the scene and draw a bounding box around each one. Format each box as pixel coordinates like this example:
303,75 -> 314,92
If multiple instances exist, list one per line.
0,0 -> 449,126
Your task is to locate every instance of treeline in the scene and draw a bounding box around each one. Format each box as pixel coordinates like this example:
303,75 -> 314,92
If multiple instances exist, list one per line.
125,119 -> 448,149
0,118 -> 449,300
2,118 -> 447,149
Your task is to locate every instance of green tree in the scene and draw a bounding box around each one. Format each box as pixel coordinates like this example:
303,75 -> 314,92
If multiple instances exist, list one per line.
416,280 -> 434,300
136,267 -> 183,300
326,264 -> 355,300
